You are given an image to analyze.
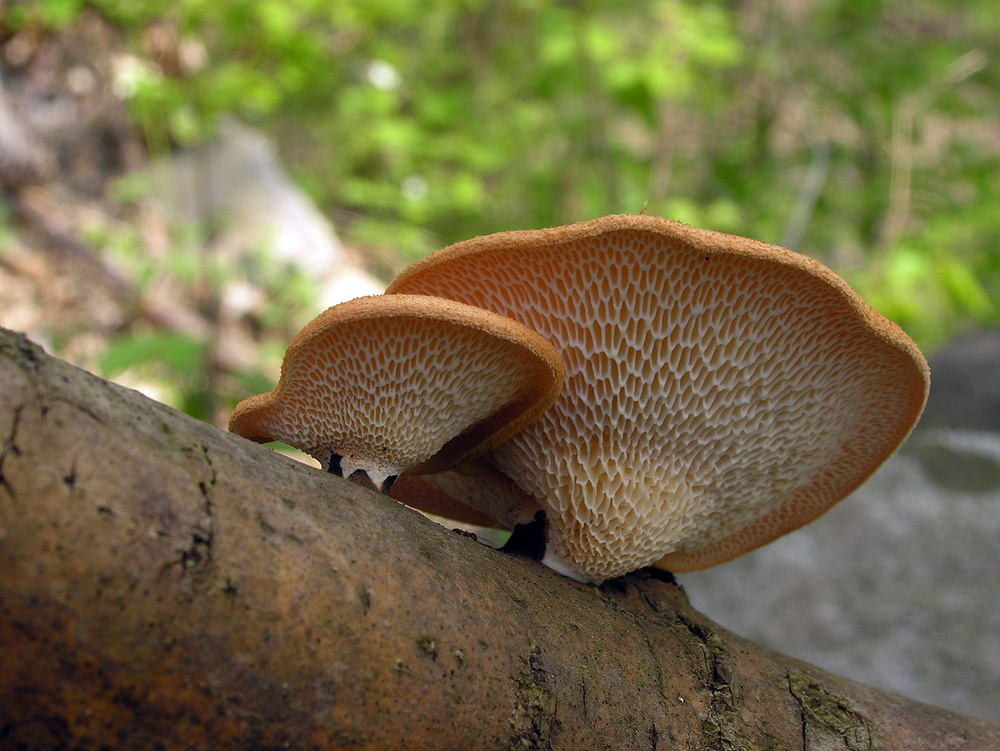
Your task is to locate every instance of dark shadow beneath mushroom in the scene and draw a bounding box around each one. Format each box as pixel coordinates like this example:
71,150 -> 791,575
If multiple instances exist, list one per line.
501,510 -> 548,561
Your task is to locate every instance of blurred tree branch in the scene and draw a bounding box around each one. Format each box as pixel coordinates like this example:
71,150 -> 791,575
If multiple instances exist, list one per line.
1,326 -> 998,749
880,50 -> 988,250
9,184 -> 260,376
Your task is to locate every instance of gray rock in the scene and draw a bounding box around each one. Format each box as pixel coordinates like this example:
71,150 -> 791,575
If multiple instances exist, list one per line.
142,118 -> 383,308
922,330 -> 1000,432
677,428 -> 1000,722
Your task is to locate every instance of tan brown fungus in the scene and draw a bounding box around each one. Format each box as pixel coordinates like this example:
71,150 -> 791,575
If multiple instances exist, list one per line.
230,294 -> 564,493
387,214 -> 930,582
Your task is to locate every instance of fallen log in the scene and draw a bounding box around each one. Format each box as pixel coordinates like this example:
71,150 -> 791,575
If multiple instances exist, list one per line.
1,326 -> 996,749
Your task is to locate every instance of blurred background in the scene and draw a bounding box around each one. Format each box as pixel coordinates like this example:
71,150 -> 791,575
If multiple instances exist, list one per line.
1,0 -> 998,722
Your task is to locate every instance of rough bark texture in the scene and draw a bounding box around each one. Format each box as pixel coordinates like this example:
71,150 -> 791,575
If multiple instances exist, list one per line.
0,325 -> 997,750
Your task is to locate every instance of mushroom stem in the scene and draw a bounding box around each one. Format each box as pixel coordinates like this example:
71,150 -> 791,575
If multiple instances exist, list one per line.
345,469 -> 395,494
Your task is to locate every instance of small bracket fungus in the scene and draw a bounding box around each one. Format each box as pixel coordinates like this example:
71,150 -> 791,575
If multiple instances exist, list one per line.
387,214 -> 930,583
229,294 -> 564,493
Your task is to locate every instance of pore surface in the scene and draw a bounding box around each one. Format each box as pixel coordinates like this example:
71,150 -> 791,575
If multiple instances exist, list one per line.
389,219 -> 926,580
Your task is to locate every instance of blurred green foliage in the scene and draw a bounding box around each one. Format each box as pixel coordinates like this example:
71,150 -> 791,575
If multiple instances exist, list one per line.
8,0 -> 1000,353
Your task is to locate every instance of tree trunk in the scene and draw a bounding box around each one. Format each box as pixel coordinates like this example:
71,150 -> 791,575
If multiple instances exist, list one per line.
0,325 -> 996,750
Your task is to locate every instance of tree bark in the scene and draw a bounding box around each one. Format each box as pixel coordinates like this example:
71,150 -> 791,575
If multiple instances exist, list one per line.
0,325 -> 997,750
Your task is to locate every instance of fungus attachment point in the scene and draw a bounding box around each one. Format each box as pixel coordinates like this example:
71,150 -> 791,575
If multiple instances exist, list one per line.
390,458 -> 538,530
229,294 -> 564,493
388,214 -> 930,582
502,510 -> 548,562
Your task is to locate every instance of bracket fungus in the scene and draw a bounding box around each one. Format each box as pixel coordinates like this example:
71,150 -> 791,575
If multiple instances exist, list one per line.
229,294 -> 564,493
387,213 -> 930,583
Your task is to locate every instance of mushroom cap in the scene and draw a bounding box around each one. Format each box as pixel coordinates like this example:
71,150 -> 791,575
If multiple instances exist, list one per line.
229,294 -> 564,489
387,213 -> 930,581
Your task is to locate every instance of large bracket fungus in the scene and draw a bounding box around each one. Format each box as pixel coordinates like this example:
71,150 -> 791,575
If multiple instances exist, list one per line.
230,294 -> 564,493
386,213 -> 930,583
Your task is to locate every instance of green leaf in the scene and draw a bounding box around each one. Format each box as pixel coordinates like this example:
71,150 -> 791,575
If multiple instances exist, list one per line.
941,259 -> 994,319
100,332 -> 205,379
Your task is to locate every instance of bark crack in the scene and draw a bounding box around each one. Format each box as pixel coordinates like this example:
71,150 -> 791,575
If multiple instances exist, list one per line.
3,331 -> 49,415
675,611 -> 739,751
49,395 -> 110,429
509,642 -> 561,750
786,670 -> 876,751
0,405 -> 25,508
176,444 -> 217,572
787,671 -> 809,751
